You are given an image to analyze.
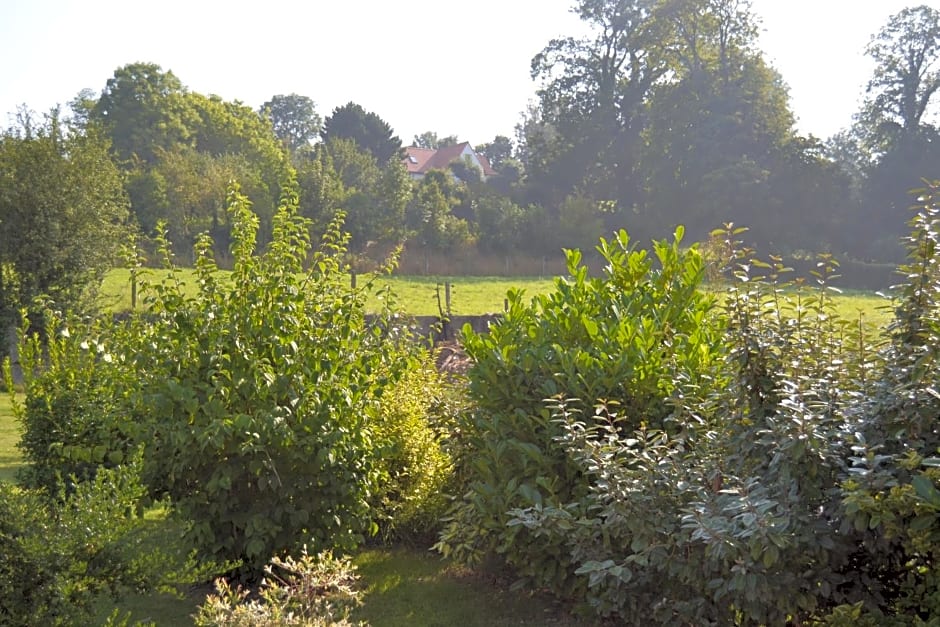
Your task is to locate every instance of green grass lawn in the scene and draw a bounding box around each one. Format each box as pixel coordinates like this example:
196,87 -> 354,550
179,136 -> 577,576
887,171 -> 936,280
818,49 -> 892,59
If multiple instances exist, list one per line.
101,268 -> 896,326
100,268 -> 556,317
100,547 -> 586,626
351,548 -> 582,627
0,392 -> 22,483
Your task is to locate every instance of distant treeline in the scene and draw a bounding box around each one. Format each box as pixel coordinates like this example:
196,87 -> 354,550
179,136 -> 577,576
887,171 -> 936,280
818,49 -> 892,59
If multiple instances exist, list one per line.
2,2 -> 940,317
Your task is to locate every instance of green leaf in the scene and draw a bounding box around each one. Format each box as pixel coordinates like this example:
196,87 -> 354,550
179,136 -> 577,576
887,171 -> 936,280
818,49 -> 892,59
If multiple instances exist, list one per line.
912,474 -> 940,509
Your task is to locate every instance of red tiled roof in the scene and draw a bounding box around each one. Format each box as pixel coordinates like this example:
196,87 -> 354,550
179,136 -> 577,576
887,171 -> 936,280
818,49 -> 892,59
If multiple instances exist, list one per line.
403,146 -> 437,175
403,142 -> 497,178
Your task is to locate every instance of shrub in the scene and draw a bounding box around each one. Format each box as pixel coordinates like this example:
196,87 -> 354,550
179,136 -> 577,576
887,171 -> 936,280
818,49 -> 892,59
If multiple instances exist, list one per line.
831,182 -> 940,622
9,309 -> 136,493
438,220 -> 917,623
436,228 -> 726,595
0,456 -> 194,626
114,182 -> 417,571
505,240 -> 872,623
371,354 -> 461,544
194,548 -> 362,626
10,177 -> 449,575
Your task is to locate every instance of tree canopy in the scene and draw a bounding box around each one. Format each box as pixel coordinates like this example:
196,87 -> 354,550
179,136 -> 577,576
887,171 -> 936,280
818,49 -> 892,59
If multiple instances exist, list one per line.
261,93 -> 322,155
321,102 -> 403,164
0,113 -> 130,318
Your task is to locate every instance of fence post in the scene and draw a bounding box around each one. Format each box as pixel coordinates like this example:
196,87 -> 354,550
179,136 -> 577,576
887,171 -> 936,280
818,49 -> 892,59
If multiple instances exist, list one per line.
445,282 -> 452,317
350,271 -> 357,289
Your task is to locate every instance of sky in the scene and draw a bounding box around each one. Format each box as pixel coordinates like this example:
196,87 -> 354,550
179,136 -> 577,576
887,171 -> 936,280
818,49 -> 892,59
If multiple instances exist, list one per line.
1,0 -> 937,147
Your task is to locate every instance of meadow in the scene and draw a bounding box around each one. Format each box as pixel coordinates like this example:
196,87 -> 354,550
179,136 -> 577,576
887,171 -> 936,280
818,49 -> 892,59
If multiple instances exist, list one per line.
100,267 -> 896,327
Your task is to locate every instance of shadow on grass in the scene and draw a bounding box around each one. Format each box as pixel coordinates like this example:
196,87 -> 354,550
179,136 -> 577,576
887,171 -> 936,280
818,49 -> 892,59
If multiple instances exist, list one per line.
352,548 -> 588,627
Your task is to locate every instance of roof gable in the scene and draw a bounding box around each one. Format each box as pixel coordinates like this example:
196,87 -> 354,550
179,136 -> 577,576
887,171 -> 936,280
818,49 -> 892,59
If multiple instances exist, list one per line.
403,142 -> 496,178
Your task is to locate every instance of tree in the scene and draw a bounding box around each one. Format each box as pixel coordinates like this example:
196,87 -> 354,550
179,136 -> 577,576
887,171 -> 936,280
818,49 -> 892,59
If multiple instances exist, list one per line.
318,138 -> 411,254
0,113 -> 130,318
524,0 -> 672,209
850,6 -> 940,259
321,102 -> 402,164
407,170 -> 475,256
142,146 -> 256,253
91,62 -> 196,164
863,5 -> 940,140
93,70 -> 291,256
261,93 -> 322,155
412,131 -> 459,149
475,135 -> 514,172
186,92 -> 290,247
642,0 -> 799,248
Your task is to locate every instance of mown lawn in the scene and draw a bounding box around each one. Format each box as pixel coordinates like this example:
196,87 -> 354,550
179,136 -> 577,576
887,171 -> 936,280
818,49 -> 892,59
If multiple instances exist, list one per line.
100,546 -> 586,626
351,548 -> 583,627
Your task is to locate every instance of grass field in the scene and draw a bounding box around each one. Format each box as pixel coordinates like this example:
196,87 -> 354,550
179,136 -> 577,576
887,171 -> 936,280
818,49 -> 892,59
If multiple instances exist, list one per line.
100,268 -> 556,317
100,268 -> 897,328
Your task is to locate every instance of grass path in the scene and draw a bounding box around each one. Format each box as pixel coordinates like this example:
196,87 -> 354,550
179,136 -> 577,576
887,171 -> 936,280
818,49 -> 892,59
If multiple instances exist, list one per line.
350,548 -> 581,626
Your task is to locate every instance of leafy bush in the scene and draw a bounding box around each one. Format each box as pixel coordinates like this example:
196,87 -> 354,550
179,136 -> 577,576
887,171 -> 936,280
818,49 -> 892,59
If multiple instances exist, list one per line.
830,182 -> 940,622
438,217 -> 940,625
9,309 -> 136,493
502,236 -> 875,623
436,228 -> 726,594
11,179 -> 439,575
115,183 -> 418,571
0,456 -> 196,626
371,354 -> 461,544
195,548 -> 362,626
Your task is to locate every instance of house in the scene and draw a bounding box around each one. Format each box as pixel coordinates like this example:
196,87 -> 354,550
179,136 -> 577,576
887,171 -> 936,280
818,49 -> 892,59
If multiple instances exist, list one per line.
403,142 -> 496,181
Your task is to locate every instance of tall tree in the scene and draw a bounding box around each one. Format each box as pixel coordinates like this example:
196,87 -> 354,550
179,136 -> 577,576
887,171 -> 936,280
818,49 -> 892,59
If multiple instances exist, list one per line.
642,0 -> 799,247
92,67 -> 290,256
475,135 -> 514,171
0,113 -> 130,317
321,102 -> 402,164
851,6 -> 940,259
525,0 -> 671,210
260,93 -> 322,155
91,62 -> 195,164
862,5 -> 940,142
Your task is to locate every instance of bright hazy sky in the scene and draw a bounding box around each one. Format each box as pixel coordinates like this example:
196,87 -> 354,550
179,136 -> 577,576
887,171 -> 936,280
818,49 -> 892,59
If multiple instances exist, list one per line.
1,0 -> 936,146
